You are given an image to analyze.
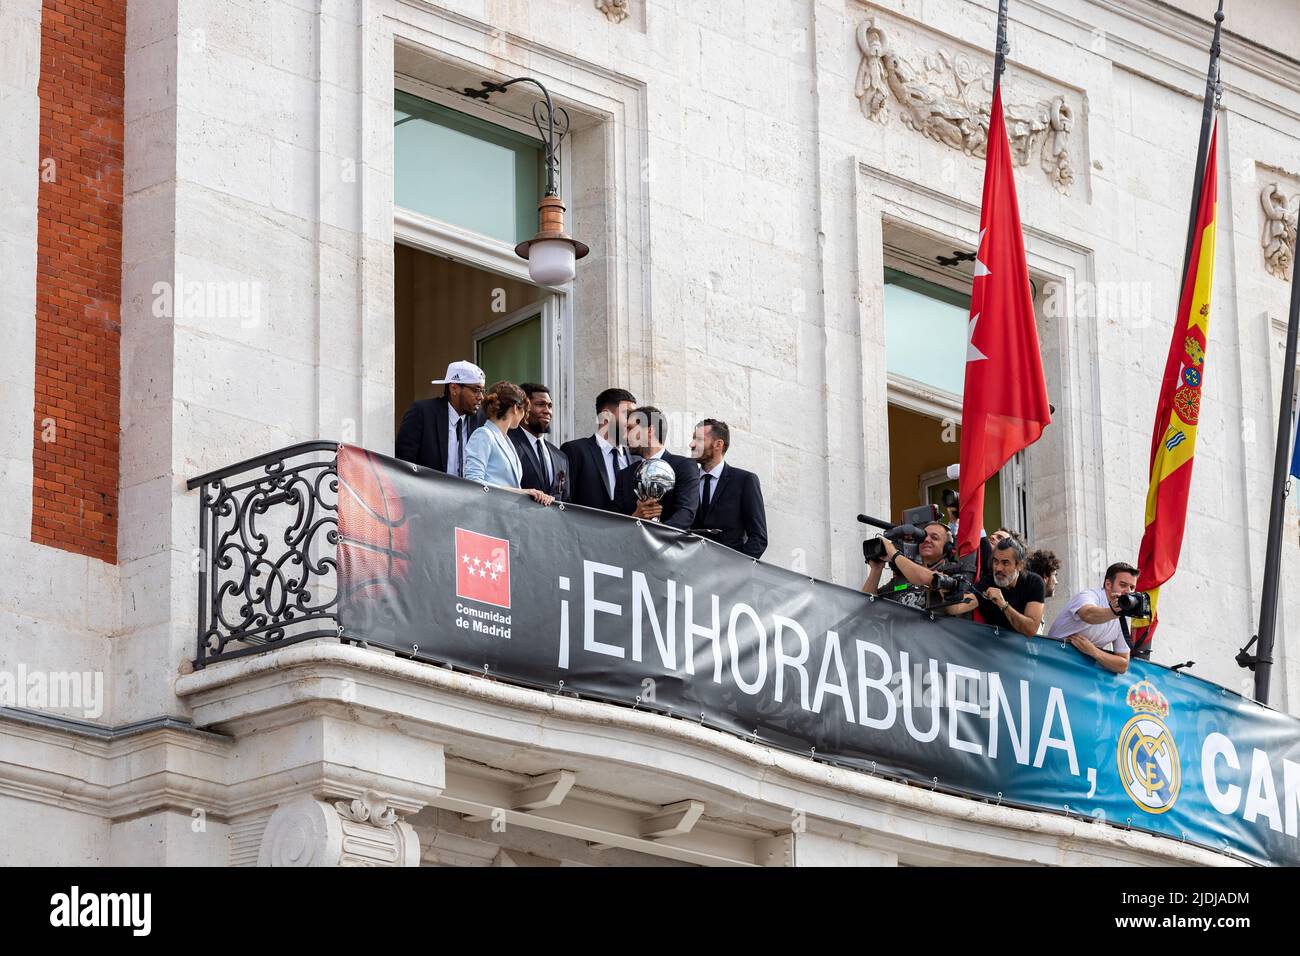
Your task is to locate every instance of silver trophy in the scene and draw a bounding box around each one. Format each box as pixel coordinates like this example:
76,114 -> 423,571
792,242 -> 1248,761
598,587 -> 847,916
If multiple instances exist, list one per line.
633,458 -> 676,521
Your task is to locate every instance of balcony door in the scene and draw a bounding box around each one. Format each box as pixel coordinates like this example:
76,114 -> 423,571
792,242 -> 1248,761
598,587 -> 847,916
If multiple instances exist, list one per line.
475,300 -> 565,391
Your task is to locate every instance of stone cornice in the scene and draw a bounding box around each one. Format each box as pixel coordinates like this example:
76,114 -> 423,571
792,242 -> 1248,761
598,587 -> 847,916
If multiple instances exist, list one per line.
1118,0 -> 1300,80
1024,0 -> 1300,115
0,707 -> 224,744
0,716 -> 231,821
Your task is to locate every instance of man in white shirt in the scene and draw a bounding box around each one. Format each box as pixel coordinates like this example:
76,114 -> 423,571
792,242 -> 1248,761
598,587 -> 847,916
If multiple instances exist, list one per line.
1046,562 -> 1139,674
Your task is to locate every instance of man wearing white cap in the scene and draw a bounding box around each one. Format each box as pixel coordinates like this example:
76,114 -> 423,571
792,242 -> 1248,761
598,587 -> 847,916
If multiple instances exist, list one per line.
395,360 -> 486,476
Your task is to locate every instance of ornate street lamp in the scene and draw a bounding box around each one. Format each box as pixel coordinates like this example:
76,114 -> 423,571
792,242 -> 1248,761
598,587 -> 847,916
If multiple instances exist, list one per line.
464,76 -> 589,285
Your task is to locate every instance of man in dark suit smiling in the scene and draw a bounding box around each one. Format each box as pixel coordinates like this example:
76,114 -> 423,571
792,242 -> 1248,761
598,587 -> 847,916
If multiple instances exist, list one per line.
509,382 -> 571,500
560,388 -> 637,513
688,418 -> 768,559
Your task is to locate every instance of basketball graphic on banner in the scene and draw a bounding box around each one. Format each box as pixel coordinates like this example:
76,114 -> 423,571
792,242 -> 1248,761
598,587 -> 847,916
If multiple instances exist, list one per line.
337,445 -> 410,606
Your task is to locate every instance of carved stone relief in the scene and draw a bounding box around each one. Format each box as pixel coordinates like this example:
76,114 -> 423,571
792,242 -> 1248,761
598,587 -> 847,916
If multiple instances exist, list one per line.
258,791 -> 422,867
854,15 -> 1078,193
1260,182 -> 1298,281
596,0 -> 630,24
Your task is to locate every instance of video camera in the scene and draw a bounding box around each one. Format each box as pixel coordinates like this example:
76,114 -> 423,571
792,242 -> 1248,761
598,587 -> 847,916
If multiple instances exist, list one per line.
858,504 -> 936,564
858,504 -> 977,611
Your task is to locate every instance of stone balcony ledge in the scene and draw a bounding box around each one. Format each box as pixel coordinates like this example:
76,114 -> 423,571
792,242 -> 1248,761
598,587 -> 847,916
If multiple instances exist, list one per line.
173,641 -> 1238,866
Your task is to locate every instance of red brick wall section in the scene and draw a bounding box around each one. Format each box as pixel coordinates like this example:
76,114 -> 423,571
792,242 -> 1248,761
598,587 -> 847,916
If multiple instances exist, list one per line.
33,0 -> 126,563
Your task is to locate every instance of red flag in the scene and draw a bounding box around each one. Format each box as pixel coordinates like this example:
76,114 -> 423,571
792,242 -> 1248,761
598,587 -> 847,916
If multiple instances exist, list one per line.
957,86 -> 1052,560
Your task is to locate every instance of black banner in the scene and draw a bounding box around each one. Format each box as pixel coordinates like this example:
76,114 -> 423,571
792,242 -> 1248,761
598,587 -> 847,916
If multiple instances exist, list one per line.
337,446 -> 1300,866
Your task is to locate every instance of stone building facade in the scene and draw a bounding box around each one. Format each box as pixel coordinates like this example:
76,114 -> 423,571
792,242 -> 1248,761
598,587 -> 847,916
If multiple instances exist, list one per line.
1,0 -> 1297,865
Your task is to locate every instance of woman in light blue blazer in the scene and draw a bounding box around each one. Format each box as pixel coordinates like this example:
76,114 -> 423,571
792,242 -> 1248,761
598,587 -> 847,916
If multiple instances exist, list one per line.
463,381 -> 555,506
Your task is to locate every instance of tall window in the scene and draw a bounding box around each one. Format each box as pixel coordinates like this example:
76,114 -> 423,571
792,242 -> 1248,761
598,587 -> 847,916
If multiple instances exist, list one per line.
884,266 -> 1004,530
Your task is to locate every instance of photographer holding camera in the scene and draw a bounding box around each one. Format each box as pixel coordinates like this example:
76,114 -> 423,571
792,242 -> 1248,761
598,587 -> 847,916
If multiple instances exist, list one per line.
862,520 -> 957,611
942,537 -> 1045,637
1045,562 -> 1143,674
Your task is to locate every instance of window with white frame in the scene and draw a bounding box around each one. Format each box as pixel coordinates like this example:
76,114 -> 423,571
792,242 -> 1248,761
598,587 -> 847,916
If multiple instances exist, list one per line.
882,262 -> 1012,533
391,81 -> 570,441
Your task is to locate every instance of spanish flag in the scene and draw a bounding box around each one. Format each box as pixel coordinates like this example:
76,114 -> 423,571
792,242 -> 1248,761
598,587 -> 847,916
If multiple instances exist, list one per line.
1133,121 -> 1219,652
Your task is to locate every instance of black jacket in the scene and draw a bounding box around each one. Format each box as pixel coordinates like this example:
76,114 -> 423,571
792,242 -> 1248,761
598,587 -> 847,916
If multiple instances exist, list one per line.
613,449 -> 701,531
559,435 -> 629,512
394,396 -> 483,473
691,462 -> 768,559
509,427 -> 571,500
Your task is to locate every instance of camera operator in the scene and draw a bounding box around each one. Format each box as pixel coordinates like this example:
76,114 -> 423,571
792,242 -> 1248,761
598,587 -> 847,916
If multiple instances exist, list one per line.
943,537 -> 1044,637
1046,562 -> 1139,675
862,521 -> 954,611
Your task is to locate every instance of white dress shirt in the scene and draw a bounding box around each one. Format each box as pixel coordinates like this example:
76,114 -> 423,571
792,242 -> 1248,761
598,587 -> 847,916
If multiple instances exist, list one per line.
530,432 -> 552,485
447,404 -> 465,477
699,460 -> 725,509
594,432 -> 629,496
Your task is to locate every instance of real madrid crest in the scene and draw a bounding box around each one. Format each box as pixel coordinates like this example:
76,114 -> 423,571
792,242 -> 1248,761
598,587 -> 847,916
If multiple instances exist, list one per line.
1116,680 -> 1181,814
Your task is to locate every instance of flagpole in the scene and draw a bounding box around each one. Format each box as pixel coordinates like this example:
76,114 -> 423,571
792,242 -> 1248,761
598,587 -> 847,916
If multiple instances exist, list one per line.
1179,0 -> 1224,295
1251,220 -> 1300,705
992,0 -> 1010,92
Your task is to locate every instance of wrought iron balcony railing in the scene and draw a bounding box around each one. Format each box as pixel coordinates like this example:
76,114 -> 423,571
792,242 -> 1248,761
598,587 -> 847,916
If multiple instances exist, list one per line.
187,441 -> 341,667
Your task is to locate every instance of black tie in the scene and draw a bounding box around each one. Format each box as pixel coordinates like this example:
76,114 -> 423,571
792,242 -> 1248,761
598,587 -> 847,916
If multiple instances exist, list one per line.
455,418 -> 464,476
536,436 -> 551,485
608,446 -> 620,497
701,473 -> 714,513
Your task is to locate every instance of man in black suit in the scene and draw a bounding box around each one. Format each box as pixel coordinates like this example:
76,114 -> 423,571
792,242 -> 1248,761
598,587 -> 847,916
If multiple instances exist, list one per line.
509,382 -> 571,500
394,360 -> 485,476
559,388 -> 638,512
614,406 -> 700,530
688,419 -> 768,559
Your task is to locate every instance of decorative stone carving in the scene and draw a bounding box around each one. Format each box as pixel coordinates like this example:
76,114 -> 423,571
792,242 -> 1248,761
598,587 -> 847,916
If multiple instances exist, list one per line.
334,790 -> 400,827
1260,183 -> 1297,281
1040,97 -> 1075,192
595,0 -> 630,24
854,16 -> 1078,193
258,791 -> 421,867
